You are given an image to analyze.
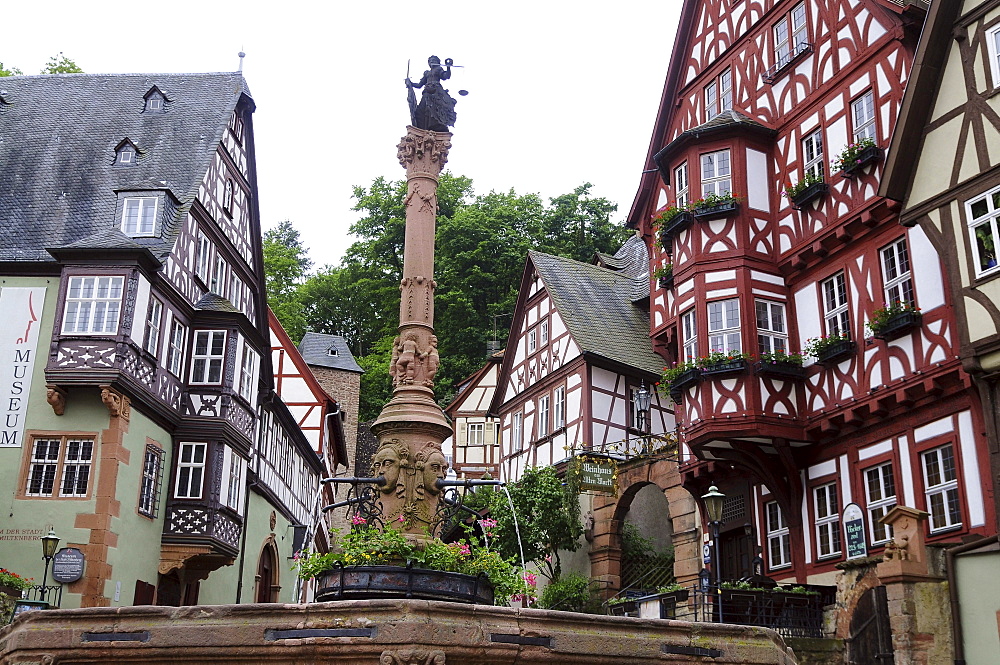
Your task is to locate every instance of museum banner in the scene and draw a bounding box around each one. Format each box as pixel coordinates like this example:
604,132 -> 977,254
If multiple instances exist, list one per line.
0,287 -> 46,448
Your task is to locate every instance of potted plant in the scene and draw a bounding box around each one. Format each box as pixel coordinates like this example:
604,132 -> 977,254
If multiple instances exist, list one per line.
0,568 -> 31,598
692,192 -> 741,220
754,350 -> 807,378
698,350 -> 751,375
832,137 -> 883,177
655,583 -> 689,602
653,263 -> 673,290
661,360 -> 701,400
653,203 -> 694,244
975,224 -> 998,271
784,172 -> 828,210
867,301 -> 922,341
804,333 -> 855,364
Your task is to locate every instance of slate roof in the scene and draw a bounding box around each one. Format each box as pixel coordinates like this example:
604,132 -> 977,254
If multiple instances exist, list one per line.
299,332 -> 364,373
195,292 -> 242,313
0,72 -> 251,263
528,250 -> 663,375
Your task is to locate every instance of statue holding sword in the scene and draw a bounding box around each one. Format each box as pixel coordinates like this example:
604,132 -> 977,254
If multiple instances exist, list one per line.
405,55 -> 462,132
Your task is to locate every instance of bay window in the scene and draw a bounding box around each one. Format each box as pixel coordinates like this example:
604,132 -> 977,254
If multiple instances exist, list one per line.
62,276 -> 124,334
701,150 -> 732,199
708,298 -> 741,354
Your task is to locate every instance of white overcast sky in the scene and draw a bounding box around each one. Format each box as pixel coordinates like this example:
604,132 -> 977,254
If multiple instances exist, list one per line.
5,1 -> 680,268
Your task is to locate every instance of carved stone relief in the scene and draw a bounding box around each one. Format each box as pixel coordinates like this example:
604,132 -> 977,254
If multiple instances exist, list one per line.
380,649 -> 445,665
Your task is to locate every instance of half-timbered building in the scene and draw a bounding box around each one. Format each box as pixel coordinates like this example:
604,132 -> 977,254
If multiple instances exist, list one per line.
625,0 -> 994,657
880,0 -> 1000,658
0,72 -> 337,608
444,352 -> 503,480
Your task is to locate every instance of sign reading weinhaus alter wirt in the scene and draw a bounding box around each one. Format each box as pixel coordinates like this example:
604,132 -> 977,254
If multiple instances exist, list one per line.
579,458 -> 616,493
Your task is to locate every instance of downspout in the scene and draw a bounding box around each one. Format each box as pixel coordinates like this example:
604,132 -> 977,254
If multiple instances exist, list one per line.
946,534 -> 998,665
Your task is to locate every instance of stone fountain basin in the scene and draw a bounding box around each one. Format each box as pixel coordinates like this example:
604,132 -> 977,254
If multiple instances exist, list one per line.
315,565 -> 494,605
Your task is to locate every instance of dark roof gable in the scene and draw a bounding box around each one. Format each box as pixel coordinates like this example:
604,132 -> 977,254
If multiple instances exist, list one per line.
0,72 -> 252,263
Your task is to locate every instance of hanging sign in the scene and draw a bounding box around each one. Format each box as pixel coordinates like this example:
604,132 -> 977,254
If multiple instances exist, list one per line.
578,458 -> 617,493
52,547 -> 85,583
843,502 -> 867,560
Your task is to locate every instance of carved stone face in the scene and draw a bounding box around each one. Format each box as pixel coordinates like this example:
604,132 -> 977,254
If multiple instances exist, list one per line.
423,450 -> 448,496
372,446 -> 402,494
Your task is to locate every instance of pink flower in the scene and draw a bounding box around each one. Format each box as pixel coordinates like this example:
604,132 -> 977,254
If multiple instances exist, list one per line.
544,555 -> 552,563
352,514 -> 367,525
398,515 -> 406,522
524,573 -> 537,587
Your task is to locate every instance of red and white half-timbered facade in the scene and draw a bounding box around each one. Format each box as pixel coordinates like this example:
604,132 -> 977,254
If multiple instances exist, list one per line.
444,352 -> 503,480
630,0 -> 994,597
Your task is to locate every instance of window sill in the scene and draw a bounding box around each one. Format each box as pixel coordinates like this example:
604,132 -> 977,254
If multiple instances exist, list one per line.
816,552 -> 842,561
762,42 -> 813,84
928,524 -> 963,536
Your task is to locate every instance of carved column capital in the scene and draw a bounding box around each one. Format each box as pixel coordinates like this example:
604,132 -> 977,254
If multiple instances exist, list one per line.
380,649 -> 446,665
397,127 -> 452,175
45,384 -> 67,416
99,385 -> 131,421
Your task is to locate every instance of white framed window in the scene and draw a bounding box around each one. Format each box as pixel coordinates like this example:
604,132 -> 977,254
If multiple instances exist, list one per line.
681,309 -> 698,361
144,297 -> 163,355
511,412 -> 524,451
146,94 -> 164,112
538,395 -> 550,438
802,129 -> 824,180
175,442 -> 207,500
540,318 -> 549,345
239,344 -> 258,402
922,444 -> 962,532
880,238 -> 914,306
553,386 -> 566,430
62,276 -> 125,334
774,2 -> 807,66
708,298 -> 741,353
821,273 -> 850,338
191,330 -> 226,384
990,26 -> 1000,87
968,187 -> 1000,277
701,150 -> 732,198
212,256 -> 228,296
138,445 -> 163,518
704,68 -> 733,120
196,232 -> 212,284
24,437 -> 95,498
675,162 -> 689,208
852,90 -> 876,143
468,423 -> 485,446
864,462 -> 897,544
527,327 -> 537,353
167,319 -> 187,377
222,447 -> 243,511
755,300 -> 787,355
230,111 -> 244,143
122,197 -> 157,235
766,502 -> 791,569
117,145 -> 137,166
223,179 -> 234,214
814,482 -> 842,559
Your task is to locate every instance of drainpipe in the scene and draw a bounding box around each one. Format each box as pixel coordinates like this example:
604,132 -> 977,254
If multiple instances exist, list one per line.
946,534 -> 998,665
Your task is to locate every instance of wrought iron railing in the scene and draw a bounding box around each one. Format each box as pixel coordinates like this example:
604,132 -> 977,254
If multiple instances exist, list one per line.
22,584 -> 62,607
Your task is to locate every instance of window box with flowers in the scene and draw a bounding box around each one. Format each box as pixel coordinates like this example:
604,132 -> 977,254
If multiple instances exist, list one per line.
653,264 -> 674,290
832,138 -> 883,178
692,193 -> 741,220
662,361 -> 702,400
785,173 -> 828,210
753,351 -> 807,379
699,350 -> 751,376
654,204 -> 694,245
804,334 -> 855,364
867,302 -> 922,341
0,568 -> 32,598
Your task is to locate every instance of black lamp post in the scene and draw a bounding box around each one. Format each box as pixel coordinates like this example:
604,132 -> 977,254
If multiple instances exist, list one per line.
634,382 -> 652,453
39,528 -> 59,602
701,485 -> 725,621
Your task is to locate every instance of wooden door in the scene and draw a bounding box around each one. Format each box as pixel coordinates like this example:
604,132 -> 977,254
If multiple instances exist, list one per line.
848,586 -> 894,664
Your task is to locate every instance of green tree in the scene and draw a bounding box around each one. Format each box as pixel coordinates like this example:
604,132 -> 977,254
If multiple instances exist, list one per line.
0,62 -> 23,77
40,53 -> 82,74
489,466 -> 583,580
263,220 -> 312,341
538,183 -> 628,263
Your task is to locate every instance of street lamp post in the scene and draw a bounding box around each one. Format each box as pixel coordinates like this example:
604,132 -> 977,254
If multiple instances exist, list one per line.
701,485 -> 725,622
634,382 -> 652,453
39,528 -> 60,602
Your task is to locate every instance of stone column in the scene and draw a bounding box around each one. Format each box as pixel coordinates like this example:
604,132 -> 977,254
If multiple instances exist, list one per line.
370,127 -> 454,539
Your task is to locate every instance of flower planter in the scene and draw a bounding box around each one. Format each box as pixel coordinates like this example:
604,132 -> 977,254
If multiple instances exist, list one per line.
754,360 -> 806,379
658,211 -> 694,240
839,145 -> 884,178
607,599 -> 638,617
0,583 -> 23,598
871,310 -> 922,341
693,201 -> 739,221
814,339 -> 856,364
700,359 -> 748,376
315,565 -> 494,605
657,274 -> 674,290
657,589 -> 690,619
668,367 -> 702,400
790,182 -> 828,210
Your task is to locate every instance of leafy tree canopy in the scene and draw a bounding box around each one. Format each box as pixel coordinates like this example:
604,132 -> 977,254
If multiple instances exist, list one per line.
264,173 -> 629,421
41,53 -> 83,74
0,62 -> 23,77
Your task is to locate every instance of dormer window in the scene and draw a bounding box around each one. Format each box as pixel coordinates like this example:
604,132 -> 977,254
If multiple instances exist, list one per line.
143,86 -> 167,113
115,139 -> 139,167
326,347 -> 339,357
121,197 -> 158,236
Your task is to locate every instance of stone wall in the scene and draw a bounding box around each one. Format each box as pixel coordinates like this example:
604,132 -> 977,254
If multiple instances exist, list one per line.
309,365 -> 362,536
0,600 -> 800,665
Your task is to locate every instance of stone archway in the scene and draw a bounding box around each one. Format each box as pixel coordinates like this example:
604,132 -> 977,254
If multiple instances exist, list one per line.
255,537 -> 281,603
589,457 -> 699,597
